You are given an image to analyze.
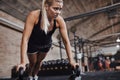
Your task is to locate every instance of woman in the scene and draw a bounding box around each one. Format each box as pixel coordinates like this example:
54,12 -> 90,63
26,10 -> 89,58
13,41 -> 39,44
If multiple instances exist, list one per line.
18,0 -> 77,80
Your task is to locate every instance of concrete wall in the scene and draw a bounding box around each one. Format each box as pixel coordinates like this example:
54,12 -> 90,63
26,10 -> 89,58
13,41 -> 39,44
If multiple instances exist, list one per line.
0,11 -> 24,78
0,24 -> 23,78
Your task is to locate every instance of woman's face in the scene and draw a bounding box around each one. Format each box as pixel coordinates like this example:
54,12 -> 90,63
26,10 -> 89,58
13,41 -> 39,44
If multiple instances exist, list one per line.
46,1 -> 63,19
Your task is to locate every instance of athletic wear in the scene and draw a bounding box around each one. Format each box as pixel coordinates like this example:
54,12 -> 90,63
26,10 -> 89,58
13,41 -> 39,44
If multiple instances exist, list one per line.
34,75 -> 38,80
27,76 -> 33,80
27,12 -> 57,53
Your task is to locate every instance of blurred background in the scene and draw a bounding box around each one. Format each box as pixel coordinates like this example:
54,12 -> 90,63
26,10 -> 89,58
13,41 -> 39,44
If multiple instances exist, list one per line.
0,0 -> 120,79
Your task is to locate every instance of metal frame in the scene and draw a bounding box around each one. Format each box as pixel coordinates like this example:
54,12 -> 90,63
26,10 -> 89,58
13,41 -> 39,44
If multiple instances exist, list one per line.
64,3 -> 120,21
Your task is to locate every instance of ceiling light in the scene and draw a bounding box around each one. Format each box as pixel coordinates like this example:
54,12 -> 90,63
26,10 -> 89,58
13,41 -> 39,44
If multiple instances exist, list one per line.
116,37 -> 120,42
116,44 -> 120,48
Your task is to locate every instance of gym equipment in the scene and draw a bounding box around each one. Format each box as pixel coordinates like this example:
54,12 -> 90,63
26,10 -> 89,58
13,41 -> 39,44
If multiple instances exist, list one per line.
11,64 -> 29,80
69,65 -> 81,80
11,59 -> 81,80
18,67 -> 24,80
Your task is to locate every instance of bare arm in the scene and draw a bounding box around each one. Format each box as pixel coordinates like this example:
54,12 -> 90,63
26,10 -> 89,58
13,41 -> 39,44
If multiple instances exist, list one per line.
57,16 -> 76,67
20,11 -> 36,64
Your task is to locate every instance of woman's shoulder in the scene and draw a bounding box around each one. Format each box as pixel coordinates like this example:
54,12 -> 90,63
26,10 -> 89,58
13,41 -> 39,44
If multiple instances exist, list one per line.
56,15 -> 64,21
56,15 -> 65,24
26,9 -> 41,23
28,9 -> 40,18
56,15 -> 66,27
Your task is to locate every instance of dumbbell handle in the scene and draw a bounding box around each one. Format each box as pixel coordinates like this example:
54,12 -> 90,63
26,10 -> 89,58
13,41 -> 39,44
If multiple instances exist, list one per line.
18,67 -> 24,80
74,65 -> 80,76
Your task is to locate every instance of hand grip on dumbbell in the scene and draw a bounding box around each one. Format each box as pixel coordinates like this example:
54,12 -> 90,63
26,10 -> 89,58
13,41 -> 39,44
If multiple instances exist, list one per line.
69,65 -> 81,80
74,65 -> 80,76
72,65 -> 80,77
18,67 -> 24,80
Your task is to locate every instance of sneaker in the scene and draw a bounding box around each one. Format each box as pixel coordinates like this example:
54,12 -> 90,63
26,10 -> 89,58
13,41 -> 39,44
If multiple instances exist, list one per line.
34,75 -> 38,80
27,76 -> 33,80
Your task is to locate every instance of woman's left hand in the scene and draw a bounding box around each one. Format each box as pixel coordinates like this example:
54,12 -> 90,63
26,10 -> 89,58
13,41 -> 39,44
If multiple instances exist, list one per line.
70,60 -> 79,69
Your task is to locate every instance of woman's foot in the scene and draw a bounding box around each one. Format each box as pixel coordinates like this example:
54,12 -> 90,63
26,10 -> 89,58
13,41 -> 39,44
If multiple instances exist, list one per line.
34,75 -> 38,80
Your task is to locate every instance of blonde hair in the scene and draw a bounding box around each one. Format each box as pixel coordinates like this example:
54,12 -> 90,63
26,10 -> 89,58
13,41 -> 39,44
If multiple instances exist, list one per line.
41,0 -> 50,34
41,0 -> 63,34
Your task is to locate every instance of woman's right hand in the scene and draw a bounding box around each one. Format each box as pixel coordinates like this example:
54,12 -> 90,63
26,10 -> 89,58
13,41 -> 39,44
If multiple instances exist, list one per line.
17,63 -> 26,71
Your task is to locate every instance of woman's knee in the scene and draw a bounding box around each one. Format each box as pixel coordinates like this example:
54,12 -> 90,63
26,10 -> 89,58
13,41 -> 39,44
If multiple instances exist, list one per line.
36,60 -> 43,67
29,61 -> 37,68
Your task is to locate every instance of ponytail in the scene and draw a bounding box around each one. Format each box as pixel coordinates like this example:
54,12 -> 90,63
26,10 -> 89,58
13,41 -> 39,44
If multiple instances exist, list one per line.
41,0 -> 50,34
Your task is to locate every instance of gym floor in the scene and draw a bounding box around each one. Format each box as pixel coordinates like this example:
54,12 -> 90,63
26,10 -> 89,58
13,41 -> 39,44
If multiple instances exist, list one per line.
0,70 -> 120,80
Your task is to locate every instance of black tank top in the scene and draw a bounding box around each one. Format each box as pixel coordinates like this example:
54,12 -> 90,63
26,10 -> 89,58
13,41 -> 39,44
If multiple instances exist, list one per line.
27,11 -> 57,53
